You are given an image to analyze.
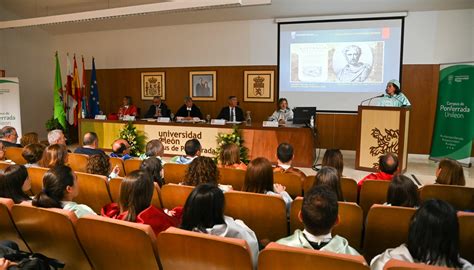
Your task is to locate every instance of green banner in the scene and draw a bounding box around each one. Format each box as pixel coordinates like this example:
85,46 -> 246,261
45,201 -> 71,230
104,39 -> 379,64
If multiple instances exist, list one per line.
430,63 -> 474,165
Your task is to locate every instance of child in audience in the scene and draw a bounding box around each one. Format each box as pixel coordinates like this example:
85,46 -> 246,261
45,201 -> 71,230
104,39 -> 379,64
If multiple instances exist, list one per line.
370,200 -> 472,269
358,153 -> 398,191
170,139 -> 201,164
181,183 -> 259,267
140,157 -> 164,187
39,144 -> 68,168
102,170 -> 182,235
277,185 -> 360,255
0,165 -> 31,203
243,157 -> 292,211
86,153 -> 120,180
32,165 -> 96,218
386,175 -> 419,207
22,143 -> 46,168
322,149 -> 344,178
435,158 -> 466,186
217,143 -> 247,170
312,166 -> 344,201
273,143 -> 306,183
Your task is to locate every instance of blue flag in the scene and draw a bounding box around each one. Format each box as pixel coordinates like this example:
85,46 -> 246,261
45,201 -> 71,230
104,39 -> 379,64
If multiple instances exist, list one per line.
88,58 -> 100,117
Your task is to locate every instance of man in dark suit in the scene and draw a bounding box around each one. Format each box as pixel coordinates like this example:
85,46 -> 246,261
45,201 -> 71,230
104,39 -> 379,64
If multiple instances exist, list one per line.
74,132 -> 105,156
144,96 -> 170,118
217,96 -> 244,122
175,96 -> 203,119
0,126 -> 21,148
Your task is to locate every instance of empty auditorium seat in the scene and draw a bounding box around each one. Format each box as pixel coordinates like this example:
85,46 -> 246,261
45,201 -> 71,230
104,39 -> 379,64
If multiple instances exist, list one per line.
11,204 -> 92,270
258,242 -> 369,270
0,161 -> 12,171
160,184 -> 193,209
76,214 -> 161,270
124,159 -> 142,175
218,167 -> 246,191
383,259 -> 453,269
5,147 -> 27,165
109,157 -> 125,177
163,163 -> 187,184
74,172 -> 112,213
0,198 -> 30,251
109,177 -> 163,209
26,166 -> 48,195
458,211 -> 474,263
157,227 -> 253,270
224,190 -> 287,241
273,172 -> 303,197
359,180 -> 391,218
420,184 -> 474,211
363,204 -> 416,262
67,153 -> 89,173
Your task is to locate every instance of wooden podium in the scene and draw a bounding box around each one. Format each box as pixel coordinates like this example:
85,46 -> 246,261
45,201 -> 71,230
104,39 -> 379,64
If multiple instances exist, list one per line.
355,106 -> 410,172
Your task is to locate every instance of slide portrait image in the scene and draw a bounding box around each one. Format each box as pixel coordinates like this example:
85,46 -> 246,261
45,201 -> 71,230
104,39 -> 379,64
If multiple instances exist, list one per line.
141,72 -> 165,100
189,71 -> 216,101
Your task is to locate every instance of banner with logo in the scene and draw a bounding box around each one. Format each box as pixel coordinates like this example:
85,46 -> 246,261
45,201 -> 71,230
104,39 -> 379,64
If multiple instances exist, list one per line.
0,77 -> 22,137
430,63 -> 474,165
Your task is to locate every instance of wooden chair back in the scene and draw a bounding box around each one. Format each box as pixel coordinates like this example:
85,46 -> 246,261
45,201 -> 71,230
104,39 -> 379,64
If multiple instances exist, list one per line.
303,175 -> 315,195
359,180 -> 391,218
0,198 -> 30,251
124,159 -> 142,175
161,184 -> 194,209
109,177 -> 162,209
11,204 -> 92,270
458,211 -> 474,263
163,163 -> 187,184
0,161 -> 12,171
67,153 -> 89,173
273,172 -> 303,197
5,147 -> 27,165
363,204 -> 416,262
224,190 -> 287,241
76,214 -> 160,270
383,259 -> 453,269
74,172 -> 112,213
218,167 -> 246,191
258,242 -> 369,270
157,227 -> 253,270
420,184 -> 474,211
289,198 -> 363,249
109,157 -> 125,177
26,167 -> 48,195
341,177 -> 358,202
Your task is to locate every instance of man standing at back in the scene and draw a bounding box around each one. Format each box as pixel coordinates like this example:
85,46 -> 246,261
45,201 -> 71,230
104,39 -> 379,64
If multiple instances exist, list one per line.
74,132 -> 105,156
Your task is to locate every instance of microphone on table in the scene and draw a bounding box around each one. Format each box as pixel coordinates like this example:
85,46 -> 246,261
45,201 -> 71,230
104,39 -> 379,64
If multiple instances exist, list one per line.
360,94 -> 384,105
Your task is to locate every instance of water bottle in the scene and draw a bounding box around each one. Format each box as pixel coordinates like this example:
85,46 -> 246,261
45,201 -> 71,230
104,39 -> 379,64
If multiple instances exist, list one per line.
246,111 -> 252,126
310,115 -> 314,128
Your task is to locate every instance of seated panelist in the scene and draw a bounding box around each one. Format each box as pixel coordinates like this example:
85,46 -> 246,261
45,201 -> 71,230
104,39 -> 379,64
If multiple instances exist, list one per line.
118,96 -> 138,118
217,96 -> 244,122
175,96 -> 203,120
268,98 -> 293,123
144,96 -> 170,118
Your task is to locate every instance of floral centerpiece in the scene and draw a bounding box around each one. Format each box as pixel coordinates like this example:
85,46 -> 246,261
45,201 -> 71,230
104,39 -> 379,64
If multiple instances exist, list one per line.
215,125 -> 249,164
119,122 -> 146,157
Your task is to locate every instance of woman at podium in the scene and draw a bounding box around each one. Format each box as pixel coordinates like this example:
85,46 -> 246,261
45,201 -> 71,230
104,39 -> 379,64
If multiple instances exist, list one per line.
378,79 -> 411,107
268,98 -> 294,123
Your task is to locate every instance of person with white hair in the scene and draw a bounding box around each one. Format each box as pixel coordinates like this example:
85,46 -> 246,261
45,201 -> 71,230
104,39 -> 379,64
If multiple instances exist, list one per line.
47,129 -> 66,145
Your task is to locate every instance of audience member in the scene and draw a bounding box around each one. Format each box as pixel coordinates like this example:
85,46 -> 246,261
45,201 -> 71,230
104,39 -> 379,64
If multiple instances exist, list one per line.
370,200 -> 472,269
101,170 -> 182,235
19,132 -> 39,147
86,153 -> 119,180
0,165 -> 31,204
118,96 -> 138,118
277,185 -> 360,255
273,143 -> 306,183
217,96 -> 244,122
47,129 -> 67,145
139,139 -> 165,161
0,126 -> 21,148
322,149 -> 344,178
74,132 -> 105,156
386,175 -> 419,207
182,156 -> 226,189
140,157 -> 164,187
39,144 -> 68,168
218,143 -> 247,170
243,157 -> 292,211
144,96 -> 170,118
435,158 -> 466,186
181,183 -> 259,266
22,143 -> 46,168
110,139 -> 132,160
32,165 -> 96,218
358,153 -> 398,191
175,96 -> 203,119
0,142 -> 5,161
312,166 -> 344,201
171,139 -> 201,164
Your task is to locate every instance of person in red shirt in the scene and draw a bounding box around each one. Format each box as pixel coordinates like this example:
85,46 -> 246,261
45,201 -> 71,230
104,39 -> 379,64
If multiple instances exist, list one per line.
118,96 -> 138,118
358,153 -> 398,191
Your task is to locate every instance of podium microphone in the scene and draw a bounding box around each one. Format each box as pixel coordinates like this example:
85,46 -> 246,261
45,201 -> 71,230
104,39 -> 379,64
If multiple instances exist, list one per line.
389,94 -> 410,107
360,94 -> 384,105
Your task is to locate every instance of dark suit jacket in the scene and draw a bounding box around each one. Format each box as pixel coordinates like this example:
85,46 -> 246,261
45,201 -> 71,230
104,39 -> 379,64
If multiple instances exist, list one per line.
217,106 -> 244,121
175,104 -> 203,119
144,103 -> 170,118
0,140 -> 21,148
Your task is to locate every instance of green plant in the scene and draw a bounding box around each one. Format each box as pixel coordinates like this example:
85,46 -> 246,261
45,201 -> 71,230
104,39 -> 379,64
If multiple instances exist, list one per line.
119,122 -> 146,157
215,125 -> 249,164
45,117 -> 66,132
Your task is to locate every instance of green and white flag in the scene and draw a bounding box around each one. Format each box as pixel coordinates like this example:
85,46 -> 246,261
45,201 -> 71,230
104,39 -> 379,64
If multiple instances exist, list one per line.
430,63 -> 474,166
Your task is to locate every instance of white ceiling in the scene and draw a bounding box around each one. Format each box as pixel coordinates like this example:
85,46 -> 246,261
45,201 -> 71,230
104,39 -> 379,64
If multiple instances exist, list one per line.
1,0 -> 473,35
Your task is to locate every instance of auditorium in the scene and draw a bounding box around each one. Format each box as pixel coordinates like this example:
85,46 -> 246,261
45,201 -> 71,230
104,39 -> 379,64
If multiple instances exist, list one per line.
0,0 -> 473,269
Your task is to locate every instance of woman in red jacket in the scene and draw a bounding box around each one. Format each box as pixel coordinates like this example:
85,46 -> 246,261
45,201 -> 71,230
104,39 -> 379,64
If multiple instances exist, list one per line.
101,170 -> 182,235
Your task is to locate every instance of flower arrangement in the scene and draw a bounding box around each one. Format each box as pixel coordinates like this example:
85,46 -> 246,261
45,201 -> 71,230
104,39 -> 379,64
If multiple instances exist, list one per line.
119,122 -> 146,157
215,125 -> 249,164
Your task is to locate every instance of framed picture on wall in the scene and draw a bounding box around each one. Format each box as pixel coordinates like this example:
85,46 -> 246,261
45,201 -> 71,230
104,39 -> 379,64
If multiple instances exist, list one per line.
141,72 -> 166,100
243,70 -> 275,102
189,71 -> 217,101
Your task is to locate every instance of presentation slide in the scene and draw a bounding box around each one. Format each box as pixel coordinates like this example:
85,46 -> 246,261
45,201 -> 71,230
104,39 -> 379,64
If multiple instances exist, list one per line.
279,18 -> 404,112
